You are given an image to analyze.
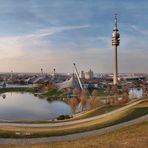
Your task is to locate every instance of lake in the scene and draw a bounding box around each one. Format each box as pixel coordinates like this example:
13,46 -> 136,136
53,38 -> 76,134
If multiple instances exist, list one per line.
0,92 -> 73,120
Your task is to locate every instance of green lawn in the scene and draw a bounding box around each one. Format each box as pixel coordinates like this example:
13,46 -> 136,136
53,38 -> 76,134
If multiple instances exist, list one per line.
96,88 -> 122,96
0,87 -> 36,94
97,88 -> 109,96
43,89 -> 65,97
0,87 -> 65,98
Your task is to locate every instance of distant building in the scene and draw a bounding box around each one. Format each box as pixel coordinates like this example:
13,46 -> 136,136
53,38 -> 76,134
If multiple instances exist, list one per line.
80,70 -> 85,79
85,69 -> 94,79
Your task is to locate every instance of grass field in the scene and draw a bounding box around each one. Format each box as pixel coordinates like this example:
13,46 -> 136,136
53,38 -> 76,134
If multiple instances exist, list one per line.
96,88 -> 122,96
0,87 -> 65,98
0,119 -> 147,148
43,89 -> 65,97
0,87 -> 123,97
0,101 -> 147,138
97,88 -> 109,96
0,87 -> 36,94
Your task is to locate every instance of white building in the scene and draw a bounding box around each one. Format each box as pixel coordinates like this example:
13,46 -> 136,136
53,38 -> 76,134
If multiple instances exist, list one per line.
85,69 -> 94,79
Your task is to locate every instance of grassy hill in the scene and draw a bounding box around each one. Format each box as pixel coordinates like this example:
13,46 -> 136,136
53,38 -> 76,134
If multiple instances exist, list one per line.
0,118 -> 147,148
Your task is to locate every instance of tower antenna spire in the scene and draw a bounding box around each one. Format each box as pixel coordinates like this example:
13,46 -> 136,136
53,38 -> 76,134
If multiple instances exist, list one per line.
114,14 -> 118,31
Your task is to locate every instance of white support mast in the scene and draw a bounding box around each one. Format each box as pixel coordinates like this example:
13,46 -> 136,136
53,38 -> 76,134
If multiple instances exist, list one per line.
73,63 -> 84,90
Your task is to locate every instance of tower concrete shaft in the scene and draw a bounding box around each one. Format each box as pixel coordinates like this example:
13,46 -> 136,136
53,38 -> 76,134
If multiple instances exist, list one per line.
112,15 -> 120,85
114,46 -> 118,85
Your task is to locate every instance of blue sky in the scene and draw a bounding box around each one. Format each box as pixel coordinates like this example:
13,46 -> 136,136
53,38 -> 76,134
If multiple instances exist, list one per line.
0,0 -> 147,73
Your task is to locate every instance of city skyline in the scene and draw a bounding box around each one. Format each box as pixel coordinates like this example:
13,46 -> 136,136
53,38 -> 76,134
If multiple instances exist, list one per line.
0,0 -> 148,73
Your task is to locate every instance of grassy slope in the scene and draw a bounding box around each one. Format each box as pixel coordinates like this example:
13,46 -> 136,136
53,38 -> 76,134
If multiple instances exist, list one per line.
65,99 -> 142,122
0,101 -> 147,138
70,105 -> 124,121
0,119 -> 147,148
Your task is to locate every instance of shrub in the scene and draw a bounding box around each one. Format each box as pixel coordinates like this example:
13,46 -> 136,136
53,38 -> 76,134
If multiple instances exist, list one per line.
57,115 -> 71,120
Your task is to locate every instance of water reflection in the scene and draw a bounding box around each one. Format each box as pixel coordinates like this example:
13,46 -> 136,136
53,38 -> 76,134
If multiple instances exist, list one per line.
0,92 -> 73,120
129,88 -> 143,99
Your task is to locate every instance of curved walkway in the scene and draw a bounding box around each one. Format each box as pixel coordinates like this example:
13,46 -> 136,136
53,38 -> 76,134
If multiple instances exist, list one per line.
0,99 -> 146,127
0,115 -> 147,145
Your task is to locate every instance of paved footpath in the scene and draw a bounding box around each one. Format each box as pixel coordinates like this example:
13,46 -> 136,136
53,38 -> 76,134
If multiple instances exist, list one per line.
0,99 -> 147,127
0,115 -> 147,145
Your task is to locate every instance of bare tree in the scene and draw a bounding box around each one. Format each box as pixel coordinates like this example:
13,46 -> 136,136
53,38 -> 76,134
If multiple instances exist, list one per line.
121,85 -> 129,103
72,88 -> 81,98
69,97 -> 79,113
106,84 -> 111,95
112,84 -> 118,104
80,89 -> 89,111
108,96 -> 114,105
122,85 -> 128,93
89,89 -> 101,109
112,84 -> 118,94
122,92 -> 129,103
81,89 -> 89,99
89,97 -> 101,109
46,83 -> 56,90
92,89 -> 98,99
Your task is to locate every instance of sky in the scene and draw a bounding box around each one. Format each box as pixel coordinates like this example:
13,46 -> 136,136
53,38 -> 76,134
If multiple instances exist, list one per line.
0,0 -> 147,73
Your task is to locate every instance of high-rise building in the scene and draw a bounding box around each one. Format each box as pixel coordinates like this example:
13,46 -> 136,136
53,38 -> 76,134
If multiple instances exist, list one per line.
85,69 -> 94,80
112,15 -> 120,85
80,70 -> 85,79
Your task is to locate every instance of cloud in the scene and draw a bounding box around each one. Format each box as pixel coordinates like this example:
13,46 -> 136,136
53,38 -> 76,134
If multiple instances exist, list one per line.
0,37 -> 23,59
0,24 -> 90,51
130,25 -> 148,36
0,25 -> 91,71
21,25 -> 90,39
